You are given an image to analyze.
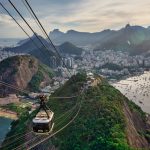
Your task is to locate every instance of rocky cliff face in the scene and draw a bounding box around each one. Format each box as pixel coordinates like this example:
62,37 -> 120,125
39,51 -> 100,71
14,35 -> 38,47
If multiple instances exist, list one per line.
123,101 -> 150,148
0,55 -> 53,96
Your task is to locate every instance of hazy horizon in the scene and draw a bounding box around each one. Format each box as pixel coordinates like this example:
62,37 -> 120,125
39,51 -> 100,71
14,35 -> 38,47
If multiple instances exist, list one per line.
1,0 -> 150,38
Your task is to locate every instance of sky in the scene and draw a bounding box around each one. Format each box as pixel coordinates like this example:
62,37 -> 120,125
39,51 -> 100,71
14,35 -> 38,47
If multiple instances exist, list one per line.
0,0 -> 150,38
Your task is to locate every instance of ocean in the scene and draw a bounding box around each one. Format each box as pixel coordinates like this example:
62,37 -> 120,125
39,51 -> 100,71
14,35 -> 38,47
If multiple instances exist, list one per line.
112,71 -> 150,114
0,117 -> 13,145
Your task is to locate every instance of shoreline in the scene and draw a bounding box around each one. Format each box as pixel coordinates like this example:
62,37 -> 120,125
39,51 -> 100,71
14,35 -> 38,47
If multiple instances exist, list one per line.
109,71 -> 149,83
0,108 -> 18,120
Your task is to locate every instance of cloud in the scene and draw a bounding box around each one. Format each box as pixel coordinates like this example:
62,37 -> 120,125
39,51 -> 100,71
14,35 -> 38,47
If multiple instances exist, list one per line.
0,0 -> 150,38
0,14 -> 15,26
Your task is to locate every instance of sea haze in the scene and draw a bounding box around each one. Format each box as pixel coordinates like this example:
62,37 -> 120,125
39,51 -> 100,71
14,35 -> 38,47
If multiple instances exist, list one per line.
0,38 -> 22,48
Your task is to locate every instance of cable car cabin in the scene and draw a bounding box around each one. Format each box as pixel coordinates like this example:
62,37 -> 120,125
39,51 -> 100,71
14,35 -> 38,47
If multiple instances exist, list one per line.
32,110 -> 54,134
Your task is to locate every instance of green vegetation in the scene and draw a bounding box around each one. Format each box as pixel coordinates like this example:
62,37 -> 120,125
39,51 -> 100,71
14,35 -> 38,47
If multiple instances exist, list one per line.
1,103 -> 32,150
39,63 -> 53,78
59,42 -> 83,55
29,69 -> 44,91
2,73 -> 148,150
126,99 -> 146,120
1,103 -> 31,117
28,63 -> 53,92
48,73 -> 87,117
49,78 -> 134,150
0,56 -> 20,76
54,73 -> 86,96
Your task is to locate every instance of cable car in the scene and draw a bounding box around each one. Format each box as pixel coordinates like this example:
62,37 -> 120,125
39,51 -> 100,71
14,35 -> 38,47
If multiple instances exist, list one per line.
32,95 -> 54,134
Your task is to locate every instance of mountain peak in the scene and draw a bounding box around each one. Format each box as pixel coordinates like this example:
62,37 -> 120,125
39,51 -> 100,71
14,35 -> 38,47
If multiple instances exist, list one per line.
125,23 -> 131,29
53,29 -> 60,32
51,29 -> 65,35
52,29 -> 63,33
67,30 -> 75,33
59,42 -> 83,55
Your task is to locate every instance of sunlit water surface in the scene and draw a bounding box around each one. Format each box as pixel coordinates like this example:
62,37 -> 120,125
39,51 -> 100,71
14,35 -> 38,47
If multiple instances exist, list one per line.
112,71 -> 150,114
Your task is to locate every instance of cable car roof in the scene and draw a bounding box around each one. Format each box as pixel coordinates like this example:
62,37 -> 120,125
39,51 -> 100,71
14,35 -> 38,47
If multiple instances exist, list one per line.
33,111 -> 54,123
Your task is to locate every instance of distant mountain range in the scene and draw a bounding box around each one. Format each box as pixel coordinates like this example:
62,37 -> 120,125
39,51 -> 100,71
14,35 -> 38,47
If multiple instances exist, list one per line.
4,34 -> 83,67
95,24 -> 150,55
50,29 -> 114,47
50,24 -> 150,55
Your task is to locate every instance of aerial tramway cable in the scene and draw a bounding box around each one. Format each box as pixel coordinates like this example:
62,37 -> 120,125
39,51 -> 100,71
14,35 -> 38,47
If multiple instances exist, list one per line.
0,98 -> 80,150
0,2 -> 53,67
21,0 -> 48,43
21,0 -> 85,106
5,0 -> 77,81
0,80 -> 78,99
2,95 -> 81,149
0,0 -> 138,147
4,0 -> 72,78
0,1 -> 86,149
8,0 -> 54,57
12,99 -> 82,150
11,102 -> 81,150
1,131 -> 33,149
27,100 -> 82,150
0,80 -> 29,95
22,0 -> 73,78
